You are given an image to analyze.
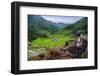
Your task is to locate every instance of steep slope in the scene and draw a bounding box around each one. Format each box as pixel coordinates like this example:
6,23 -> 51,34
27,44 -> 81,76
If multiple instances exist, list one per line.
28,15 -> 68,41
67,17 -> 88,33
59,17 -> 88,35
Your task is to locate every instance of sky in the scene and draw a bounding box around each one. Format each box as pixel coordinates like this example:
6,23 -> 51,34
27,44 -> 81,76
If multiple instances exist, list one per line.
42,15 -> 84,24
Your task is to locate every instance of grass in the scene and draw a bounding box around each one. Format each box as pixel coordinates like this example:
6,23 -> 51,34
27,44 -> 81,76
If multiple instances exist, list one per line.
28,34 -> 75,61
29,35 -> 74,49
28,34 -> 87,61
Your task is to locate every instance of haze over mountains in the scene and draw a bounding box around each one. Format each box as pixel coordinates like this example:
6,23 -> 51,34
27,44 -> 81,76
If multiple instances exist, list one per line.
28,15 -> 87,41
28,15 -> 70,30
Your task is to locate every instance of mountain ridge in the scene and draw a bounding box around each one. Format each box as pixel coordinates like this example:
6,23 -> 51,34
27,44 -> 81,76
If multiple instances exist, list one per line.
28,15 -> 87,41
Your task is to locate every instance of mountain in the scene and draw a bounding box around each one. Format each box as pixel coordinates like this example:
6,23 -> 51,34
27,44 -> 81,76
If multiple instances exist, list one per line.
28,15 -> 87,41
61,17 -> 87,35
28,15 -> 68,41
57,17 -> 88,35
28,15 -> 53,32
53,22 -> 70,28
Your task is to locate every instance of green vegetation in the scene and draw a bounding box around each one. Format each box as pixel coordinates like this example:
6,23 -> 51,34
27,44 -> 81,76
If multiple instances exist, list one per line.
28,15 -> 88,61
29,35 -> 74,49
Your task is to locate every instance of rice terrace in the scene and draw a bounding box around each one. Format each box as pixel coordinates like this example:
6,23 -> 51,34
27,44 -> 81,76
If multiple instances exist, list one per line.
28,15 -> 88,61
